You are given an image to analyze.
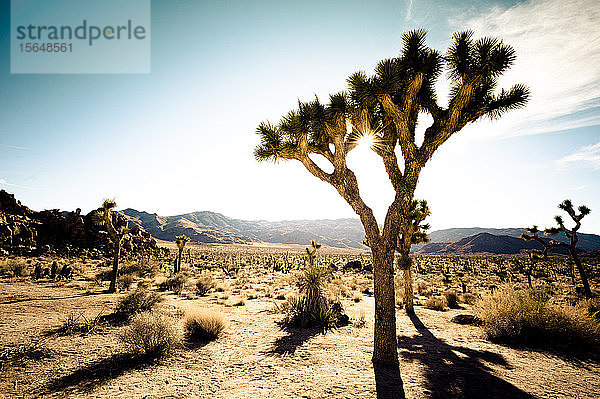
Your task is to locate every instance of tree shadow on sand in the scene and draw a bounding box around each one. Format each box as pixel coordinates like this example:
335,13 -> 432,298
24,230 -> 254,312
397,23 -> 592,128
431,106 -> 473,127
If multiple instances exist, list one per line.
42,353 -> 156,395
397,313 -> 534,399
269,326 -> 323,355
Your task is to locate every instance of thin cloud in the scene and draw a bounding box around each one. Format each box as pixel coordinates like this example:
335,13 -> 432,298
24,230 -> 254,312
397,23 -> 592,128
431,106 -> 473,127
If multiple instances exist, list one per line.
0,144 -> 31,151
0,178 -> 34,190
450,0 -> 600,139
557,142 -> 600,169
406,0 -> 413,21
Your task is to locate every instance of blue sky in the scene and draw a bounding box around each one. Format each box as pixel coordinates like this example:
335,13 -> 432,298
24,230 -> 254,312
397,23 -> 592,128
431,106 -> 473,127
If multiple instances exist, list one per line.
1,0 -> 599,234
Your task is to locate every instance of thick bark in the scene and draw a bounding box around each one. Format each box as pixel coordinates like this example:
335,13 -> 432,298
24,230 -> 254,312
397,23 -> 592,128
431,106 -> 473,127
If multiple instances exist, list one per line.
371,243 -> 399,366
403,267 -> 415,315
570,249 -> 592,298
176,248 -> 183,274
108,240 -> 120,293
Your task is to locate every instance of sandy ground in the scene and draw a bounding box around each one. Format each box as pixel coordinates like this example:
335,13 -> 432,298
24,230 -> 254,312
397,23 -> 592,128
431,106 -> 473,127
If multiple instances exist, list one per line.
0,279 -> 599,399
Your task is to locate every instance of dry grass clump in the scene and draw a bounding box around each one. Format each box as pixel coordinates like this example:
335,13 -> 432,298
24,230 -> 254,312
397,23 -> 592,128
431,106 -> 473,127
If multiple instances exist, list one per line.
459,292 -> 478,305
195,276 -> 215,296
0,340 -> 54,366
115,288 -> 163,318
475,284 -> 600,349
183,308 -> 226,342
158,273 -> 188,294
443,290 -> 460,308
424,295 -> 448,311
119,312 -> 181,358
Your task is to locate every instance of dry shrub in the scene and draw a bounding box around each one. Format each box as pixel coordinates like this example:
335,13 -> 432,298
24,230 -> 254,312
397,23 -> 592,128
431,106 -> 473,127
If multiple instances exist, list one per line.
119,312 -> 181,358
115,288 -> 163,318
424,295 -> 448,311
0,340 -> 54,365
119,274 -> 134,291
416,280 -> 431,296
475,284 -> 600,349
158,273 -> 188,294
195,276 -> 215,296
459,292 -> 478,305
184,308 -> 226,341
443,290 -> 459,308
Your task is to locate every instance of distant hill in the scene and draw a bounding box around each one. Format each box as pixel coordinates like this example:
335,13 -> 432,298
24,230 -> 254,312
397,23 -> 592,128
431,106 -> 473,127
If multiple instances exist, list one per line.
121,209 -> 366,249
121,208 -> 600,253
423,227 -> 600,252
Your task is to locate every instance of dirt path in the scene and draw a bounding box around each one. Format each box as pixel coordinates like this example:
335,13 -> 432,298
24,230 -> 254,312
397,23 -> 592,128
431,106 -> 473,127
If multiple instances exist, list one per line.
1,280 -> 599,398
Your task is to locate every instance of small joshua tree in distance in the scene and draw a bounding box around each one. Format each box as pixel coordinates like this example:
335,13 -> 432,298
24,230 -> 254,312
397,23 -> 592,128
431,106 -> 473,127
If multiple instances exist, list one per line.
521,199 -> 593,298
93,199 -> 130,293
174,234 -> 190,274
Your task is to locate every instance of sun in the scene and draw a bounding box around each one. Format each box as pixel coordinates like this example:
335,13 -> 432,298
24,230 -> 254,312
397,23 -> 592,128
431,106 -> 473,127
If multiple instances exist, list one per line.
356,133 -> 376,149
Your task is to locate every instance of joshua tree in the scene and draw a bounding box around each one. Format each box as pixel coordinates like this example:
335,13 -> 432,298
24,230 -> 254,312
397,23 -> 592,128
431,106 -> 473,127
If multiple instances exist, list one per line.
397,199 -> 430,314
521,200 -> 592,298
255,30 -> 528,365
174,234 -> 190,274
93,199 -> 130,293
303,240 -> 326,312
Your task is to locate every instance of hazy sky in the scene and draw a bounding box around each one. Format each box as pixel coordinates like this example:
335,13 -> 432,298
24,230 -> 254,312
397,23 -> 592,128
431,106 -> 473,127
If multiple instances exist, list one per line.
1,0 -> 599,234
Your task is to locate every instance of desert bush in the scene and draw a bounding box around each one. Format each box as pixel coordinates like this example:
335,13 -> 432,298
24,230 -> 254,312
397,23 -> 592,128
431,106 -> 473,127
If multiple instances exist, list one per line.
184,308 -> 226,341
115,288 -> 163,318
56,311 -> 103,335
578,297 -> 600,321
280,295 -> 346,328
119,274 -> 135,290
95,268 -> 113,282
424,295 -> 448,311
459,292 -> 478,305
3,259 -> 28,277
475,284 -> 600,349
416,280 -> 431,296
0,340 -> 54,366
158,273 -> 188,294
195,276 -> 215,296
443,290 -> 459,308
119,312 -> 181,358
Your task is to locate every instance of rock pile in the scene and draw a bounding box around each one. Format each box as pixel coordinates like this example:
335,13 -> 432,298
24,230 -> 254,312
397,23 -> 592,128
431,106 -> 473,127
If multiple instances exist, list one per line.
0,190 -> 163,257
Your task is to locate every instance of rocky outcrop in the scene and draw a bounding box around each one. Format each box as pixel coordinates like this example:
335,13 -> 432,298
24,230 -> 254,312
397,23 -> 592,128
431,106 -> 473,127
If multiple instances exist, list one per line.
0,190 -> 163,257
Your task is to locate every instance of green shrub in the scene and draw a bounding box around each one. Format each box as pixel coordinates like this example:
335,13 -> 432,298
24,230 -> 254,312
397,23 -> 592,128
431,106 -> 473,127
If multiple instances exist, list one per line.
475,284 -> 600,349
195,276 -> 215,296
115,288 -> 163,318
443,290 -> 459,308
119,312 -> 181,358
184,308 -> 226,341
424,295 -> 448,311
158,273 -> 188,294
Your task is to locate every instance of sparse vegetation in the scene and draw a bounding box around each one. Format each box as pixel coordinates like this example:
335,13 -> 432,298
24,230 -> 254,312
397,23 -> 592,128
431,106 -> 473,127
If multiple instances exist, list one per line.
183,308 -> 226,342
158,273 -> 188,294
475,284 -> 600,349
424,295 -> 448,311
195,276 -> 215,296
119,312 -> 181,358
115,288 -> 164,318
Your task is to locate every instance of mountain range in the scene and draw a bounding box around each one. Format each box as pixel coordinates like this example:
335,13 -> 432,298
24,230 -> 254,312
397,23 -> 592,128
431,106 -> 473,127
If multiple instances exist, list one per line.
121,209 -> 600,254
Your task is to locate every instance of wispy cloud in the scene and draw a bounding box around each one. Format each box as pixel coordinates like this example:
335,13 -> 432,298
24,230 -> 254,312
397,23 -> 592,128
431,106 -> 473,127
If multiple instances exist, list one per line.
450,0 -> 600,139
0,178 -> 34,190
0,144 -> 31,151
405,0 -> 413,21
557,142 -> 600,169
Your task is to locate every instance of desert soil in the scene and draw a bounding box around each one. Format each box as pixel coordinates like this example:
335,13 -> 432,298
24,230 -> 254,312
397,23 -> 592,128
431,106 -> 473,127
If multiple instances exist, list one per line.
0,279 -> 599,399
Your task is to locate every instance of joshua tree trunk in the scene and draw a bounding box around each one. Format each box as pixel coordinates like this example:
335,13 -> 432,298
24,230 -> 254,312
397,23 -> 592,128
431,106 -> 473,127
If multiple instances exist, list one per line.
176,248 -> 183,274
108,240 -> 121,293
400,254 -> 415,315
570,249 -> 592,298
370,242 -> 399,366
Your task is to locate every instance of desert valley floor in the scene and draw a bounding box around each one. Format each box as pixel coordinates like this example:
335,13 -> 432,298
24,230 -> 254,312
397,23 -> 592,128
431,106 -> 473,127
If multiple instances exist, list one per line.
1,269 -> 598,399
